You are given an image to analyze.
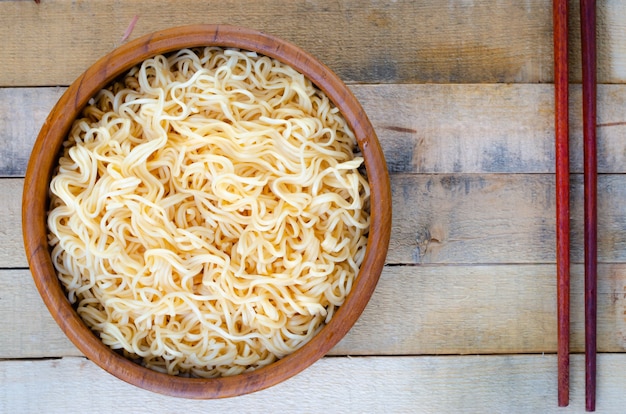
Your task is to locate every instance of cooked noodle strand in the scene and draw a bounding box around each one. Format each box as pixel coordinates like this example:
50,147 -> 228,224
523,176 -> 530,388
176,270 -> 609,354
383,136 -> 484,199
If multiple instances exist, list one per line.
48,47 -> 369,378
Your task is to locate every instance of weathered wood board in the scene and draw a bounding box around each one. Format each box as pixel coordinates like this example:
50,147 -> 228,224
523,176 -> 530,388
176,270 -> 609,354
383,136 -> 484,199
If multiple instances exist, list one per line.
2,354 -> 626,413
4,85 -> 626,177
2,0 -> 626,86
3,263 -> 626,359
9,173 -> 626,267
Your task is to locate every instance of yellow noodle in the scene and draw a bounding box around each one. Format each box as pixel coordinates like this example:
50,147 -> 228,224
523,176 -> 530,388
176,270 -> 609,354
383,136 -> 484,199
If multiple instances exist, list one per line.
48,47 -> 370,378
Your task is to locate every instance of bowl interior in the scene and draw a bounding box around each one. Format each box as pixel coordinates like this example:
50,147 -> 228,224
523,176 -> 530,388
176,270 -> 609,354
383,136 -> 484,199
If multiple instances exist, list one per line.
22,24 -> 391,399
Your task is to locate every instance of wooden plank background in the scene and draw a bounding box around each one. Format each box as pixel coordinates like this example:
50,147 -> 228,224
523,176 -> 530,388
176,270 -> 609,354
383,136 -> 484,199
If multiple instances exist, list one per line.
2,0 -> 626,412
3,355 -> 626,413
2,0 -> 626,86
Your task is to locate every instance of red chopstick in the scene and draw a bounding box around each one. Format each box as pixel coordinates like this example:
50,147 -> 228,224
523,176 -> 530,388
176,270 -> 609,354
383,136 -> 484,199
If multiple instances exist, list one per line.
553,0 -> 570,407
580,0 -> 598,411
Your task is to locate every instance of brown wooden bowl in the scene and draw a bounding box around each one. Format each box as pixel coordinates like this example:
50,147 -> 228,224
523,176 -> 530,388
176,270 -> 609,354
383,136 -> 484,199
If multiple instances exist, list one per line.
22,24 -> 390,399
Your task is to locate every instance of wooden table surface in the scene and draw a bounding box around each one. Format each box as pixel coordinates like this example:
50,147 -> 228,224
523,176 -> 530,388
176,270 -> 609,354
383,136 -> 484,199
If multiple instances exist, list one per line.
3,1 -> 626,412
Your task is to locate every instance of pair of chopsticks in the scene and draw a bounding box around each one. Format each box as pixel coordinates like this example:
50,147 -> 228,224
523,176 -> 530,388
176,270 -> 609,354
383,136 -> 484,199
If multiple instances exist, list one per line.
553,0 -> 597,411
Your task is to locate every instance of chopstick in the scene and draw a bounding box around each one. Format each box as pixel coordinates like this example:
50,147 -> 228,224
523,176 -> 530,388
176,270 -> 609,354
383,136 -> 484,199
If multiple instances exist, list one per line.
580,0 -> 598,411
553,0 -> 570,407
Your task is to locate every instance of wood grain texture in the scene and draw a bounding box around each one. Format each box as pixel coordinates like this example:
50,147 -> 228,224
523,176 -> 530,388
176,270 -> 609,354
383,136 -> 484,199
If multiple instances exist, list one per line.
8,173 -> 626,268
345,263 -> 626,356
0,0 -> 561,86
367,83 -> 626,174
553,0 -> 571,403
580,0 -> 599,407
391,173 -> 626,265
3,0 -> 626,86
0,88 -> 64,177
6,84 -> 626,177
4,263 -> 626,359
0,268 -> 77,358
0,179 -> 27,267
2,354 -> 626,413
3,0 -> 626,409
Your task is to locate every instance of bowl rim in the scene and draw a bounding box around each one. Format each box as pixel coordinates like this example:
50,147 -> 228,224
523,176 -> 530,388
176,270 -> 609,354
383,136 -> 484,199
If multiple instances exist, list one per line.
22,24 -> 391,399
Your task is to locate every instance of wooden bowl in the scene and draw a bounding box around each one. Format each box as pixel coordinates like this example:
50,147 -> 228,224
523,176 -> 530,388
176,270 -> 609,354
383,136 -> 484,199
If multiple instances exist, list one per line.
22,24 -> 390,399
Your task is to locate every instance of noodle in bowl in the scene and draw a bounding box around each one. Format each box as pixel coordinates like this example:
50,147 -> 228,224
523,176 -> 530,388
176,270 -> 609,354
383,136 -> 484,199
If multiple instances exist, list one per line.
23,25 -> 390,398
48,47 -> 369,378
